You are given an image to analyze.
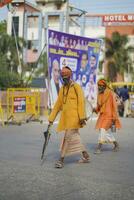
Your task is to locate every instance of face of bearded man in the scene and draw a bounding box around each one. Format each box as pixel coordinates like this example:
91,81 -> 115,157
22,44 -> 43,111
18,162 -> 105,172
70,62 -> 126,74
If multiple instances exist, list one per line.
62,77 -> 70,85
98,85 -> 106,94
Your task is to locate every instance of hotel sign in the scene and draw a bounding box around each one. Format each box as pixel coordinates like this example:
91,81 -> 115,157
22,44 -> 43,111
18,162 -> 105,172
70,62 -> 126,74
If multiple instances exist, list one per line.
0,0 -> 13,7
103,14 -> 134,26
103,15 -> 134,22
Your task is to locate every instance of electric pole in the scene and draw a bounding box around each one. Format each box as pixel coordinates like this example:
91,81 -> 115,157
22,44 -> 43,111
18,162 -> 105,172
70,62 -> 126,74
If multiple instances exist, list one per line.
65,0 -> 69,33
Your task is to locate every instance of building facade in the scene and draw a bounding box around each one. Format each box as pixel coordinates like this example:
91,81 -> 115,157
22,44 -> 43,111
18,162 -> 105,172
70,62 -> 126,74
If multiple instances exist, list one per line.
7,0 -> 105,65
7,1 -> 134,81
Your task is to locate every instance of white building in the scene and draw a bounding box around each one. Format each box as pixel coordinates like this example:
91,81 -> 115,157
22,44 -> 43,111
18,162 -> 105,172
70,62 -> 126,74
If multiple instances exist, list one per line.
7,1 -> 134,81
7,0 -> 105,65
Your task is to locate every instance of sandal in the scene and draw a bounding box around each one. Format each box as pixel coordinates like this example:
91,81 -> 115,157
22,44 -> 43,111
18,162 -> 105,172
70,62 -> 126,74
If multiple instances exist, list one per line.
112,146 -> 119,152
94,149 -> 102,154
78,157 -> 90,163
55,160 -> 64,168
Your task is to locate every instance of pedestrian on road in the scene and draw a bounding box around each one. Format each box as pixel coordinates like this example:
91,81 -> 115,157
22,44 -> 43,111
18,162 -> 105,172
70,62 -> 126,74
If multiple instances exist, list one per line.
48,66 -> 90,168
119,85 -> 130,117
93,79 -> 121,154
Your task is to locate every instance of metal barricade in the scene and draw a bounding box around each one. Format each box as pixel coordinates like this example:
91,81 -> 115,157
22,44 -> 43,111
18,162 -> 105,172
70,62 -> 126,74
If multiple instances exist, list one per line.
6,88 -> 42,125
0,101 -> 5,127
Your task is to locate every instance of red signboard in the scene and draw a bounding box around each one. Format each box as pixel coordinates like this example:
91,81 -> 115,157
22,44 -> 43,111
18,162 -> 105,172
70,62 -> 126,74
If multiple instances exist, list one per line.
0,0 -> 13,7
103,14 -> 134,23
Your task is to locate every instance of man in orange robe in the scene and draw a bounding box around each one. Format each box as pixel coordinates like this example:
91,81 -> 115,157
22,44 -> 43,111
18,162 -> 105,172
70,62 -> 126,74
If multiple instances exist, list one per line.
93,79 -> 121,154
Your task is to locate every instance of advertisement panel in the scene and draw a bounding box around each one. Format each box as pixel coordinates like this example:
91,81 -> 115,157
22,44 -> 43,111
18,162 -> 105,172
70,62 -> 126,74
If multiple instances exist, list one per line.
13,97 -> 26,113
48,29 -> 102,107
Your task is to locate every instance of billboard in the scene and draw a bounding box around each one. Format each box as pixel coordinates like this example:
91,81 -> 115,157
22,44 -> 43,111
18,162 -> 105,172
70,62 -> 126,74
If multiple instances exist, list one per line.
48,29 -> 102,107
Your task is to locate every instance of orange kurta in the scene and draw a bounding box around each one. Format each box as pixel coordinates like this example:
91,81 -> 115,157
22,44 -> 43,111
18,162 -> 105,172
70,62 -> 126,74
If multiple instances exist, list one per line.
95,88 -> 121,130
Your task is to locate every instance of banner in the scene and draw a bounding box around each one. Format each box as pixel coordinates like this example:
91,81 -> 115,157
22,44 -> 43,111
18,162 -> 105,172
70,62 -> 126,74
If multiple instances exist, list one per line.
0,0 -> 13,7
48,29 -> 102,107
13,97 -> 26,113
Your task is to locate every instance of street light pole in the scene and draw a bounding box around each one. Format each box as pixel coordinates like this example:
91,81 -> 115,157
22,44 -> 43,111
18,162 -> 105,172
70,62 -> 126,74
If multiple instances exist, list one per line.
65,0 -> 69,33
22,0 -> 26,65
12,19 -> 22,74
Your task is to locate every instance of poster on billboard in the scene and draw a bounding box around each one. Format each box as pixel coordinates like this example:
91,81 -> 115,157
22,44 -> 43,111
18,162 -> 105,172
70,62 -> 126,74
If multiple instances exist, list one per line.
13,97 -> 26,113
48,29 -> 102,107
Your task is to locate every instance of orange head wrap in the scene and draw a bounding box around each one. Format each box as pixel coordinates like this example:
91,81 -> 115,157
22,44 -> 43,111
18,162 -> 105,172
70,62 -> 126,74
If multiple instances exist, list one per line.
61,66 -> 72,78
97,79 -> 107,86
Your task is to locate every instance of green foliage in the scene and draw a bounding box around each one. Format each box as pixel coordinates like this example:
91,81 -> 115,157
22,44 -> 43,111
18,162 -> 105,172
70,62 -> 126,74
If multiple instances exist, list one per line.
0,20 -> 7,34
0,20 -> 48,89
0,20 -> 27,89
104,32 -> 134,81
0,53 -> 21,89
0,71 -> 21,90
35,52 -> 48,77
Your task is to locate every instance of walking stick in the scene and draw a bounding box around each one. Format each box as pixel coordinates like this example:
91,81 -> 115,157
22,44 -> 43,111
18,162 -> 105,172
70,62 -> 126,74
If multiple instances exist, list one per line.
85,100 -> 94,121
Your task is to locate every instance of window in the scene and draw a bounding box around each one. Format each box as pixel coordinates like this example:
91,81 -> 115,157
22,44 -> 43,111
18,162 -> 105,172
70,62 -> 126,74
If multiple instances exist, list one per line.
28,41 -> 32,50
27,40 -> 38,52
32,40 -> 38,51
27,16 -> 39,28
12,16 -> 19,37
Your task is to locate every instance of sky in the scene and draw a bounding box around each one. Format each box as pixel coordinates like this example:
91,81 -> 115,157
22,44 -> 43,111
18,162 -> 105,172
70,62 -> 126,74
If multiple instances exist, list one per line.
0,0 -> 134,21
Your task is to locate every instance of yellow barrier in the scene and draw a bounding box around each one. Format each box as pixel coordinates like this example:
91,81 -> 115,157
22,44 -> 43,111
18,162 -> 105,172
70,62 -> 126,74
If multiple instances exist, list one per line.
6,88 -> 42,125
111,82 -> 134,94
0,101 -> 5,127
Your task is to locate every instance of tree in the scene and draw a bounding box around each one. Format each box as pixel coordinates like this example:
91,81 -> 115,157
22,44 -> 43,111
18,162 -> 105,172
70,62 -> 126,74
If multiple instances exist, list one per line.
0,20 -> 7,33
0,53 -> 21,89
102,32 -> 134,82
0,20 -> 26,89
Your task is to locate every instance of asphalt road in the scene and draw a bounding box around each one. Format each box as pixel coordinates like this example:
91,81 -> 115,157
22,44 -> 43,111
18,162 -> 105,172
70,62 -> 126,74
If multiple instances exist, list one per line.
0,118 -> 134,200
